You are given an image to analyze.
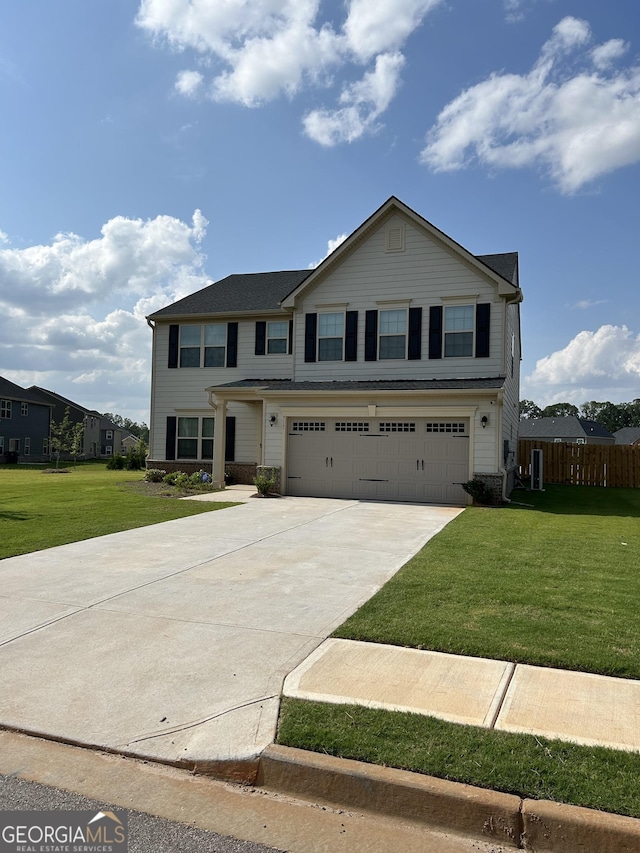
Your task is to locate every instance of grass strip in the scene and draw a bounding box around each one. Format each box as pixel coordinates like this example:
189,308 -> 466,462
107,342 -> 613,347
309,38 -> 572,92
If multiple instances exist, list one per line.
278,698 -> 640,819
0,464 -> 237,559
333,485 -> 640,678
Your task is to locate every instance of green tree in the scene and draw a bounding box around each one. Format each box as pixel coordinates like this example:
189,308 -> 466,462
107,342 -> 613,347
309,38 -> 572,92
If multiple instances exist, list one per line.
519,399 -> 542,420
541,402 -> 579,418
50,407 -> 84,466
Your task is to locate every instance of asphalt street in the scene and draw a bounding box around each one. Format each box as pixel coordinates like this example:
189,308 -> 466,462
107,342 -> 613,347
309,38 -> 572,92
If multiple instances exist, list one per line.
0,774 -> 285,853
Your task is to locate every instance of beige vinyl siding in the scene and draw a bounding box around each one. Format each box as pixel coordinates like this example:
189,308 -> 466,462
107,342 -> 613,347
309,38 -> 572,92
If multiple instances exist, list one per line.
149,319 -> 290,460
294,213 -> 504,381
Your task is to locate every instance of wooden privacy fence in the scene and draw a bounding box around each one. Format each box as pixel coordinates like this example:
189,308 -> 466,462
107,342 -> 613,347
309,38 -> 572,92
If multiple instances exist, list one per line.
518,440 -> 640,489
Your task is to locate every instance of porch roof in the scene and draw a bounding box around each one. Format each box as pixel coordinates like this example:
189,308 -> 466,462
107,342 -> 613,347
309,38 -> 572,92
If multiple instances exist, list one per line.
209,377 -> 505,393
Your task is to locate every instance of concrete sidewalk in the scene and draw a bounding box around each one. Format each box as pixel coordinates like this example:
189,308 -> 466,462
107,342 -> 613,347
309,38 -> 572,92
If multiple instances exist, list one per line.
0,495 -> 461,772
284,638 -> 640,753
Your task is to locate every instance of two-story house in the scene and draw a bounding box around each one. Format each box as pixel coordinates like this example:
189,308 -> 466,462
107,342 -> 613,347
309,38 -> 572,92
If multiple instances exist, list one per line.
29,387 -> 129,458
0,376 -> 53,462
146,197 -> 523,504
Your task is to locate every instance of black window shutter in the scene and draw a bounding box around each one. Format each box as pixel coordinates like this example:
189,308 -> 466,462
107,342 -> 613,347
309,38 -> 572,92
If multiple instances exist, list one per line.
304,313 -> 317,362
364,310 -> 378,361
225,416 -> 236,462
408,307 -> 422,360
255,321 -> 266,356
428,306 -> 443,359
345,311 -> 358,361
168,325 -> 179,368
165,416 -> 176,460
288,319 -> 293,355
226,322 -> 238,367
475,303 -> 491,357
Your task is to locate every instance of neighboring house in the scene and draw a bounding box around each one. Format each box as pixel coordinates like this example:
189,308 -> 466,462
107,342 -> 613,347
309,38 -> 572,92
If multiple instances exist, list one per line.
121,433 -> 141,453
29,387 -> 128,458
519,417 -> 615,445
0,376 -> 53,462
146,196 -> 523,505
613,428 -> 640,446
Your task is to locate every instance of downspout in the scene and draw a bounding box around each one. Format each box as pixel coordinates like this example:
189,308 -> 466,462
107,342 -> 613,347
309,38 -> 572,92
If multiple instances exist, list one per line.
146,318 -> 156,462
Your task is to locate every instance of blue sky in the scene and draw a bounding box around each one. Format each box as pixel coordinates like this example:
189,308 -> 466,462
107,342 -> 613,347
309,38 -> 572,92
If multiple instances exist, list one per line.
1,0 -> 639,423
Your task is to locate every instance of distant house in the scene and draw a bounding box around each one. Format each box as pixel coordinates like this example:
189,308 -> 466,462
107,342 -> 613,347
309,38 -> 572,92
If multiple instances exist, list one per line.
519,417 -> 614,445
613,427 -> 640,446
121,433 -> 140,454
0,376 -> 53,462
29,387 -> 128,458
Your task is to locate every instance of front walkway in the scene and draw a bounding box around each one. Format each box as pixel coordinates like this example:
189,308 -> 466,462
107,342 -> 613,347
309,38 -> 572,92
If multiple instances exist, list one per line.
285,638 -> 640,752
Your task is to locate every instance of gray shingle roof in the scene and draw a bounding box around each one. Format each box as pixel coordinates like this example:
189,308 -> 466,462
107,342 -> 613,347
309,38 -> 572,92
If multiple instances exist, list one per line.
211,378 -> 505,392
148,270 -> 311,319
613,427 -> 640,445
519,417 -> 614,439
148,252 -> 519,320
476,252 -> 519,286
0,376 -> 54,406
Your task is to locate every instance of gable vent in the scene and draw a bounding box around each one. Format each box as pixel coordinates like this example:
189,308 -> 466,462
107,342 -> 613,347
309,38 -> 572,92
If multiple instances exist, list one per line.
385,224 -> 405,252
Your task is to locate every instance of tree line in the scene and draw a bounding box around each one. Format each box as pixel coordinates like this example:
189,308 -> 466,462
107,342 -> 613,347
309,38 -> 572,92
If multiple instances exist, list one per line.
520,399 -> 640,433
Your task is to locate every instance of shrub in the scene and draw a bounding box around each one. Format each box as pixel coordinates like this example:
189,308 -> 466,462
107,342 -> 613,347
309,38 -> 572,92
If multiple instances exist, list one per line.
461,477 -> 493,505
163,472 -> 179,486
174,472 -> 190,489
254,470 -> 276,496
107,454 -> 125,470
144,468 -> 166,483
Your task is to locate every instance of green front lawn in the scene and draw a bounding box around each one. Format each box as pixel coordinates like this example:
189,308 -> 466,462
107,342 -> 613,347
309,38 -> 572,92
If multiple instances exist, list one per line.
0,463 -> 237,560
278,699 -> 640,819
278,485 -> 640,819
334,485 -> 640,678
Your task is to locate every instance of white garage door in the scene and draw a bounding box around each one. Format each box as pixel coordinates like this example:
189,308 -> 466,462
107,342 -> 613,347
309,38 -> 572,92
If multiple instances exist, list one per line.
286,418 -> 469,504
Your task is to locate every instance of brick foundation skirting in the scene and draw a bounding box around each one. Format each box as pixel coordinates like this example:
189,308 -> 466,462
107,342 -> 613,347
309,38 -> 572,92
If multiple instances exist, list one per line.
146,460 -> 257,486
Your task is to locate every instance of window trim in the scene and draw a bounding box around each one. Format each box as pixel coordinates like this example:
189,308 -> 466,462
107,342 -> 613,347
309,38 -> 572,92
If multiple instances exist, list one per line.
0,400 -> 11,419
443,304 -> 474,358
266,320 -> 289,355
317,311 -> 345,362
178,323 -> 228,368
378,308 -> 408,360
176,415 -> 216,460
21,402 -> 28,416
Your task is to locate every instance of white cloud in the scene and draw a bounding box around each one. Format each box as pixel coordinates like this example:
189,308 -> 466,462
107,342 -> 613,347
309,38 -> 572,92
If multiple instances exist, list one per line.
0,211 -> 209,421
591,38 -> 628,71
420,17 -> 640,193
303,52 -> 405,145
525,325 -> 640,405
309,232 -> 348,268
136,0 -> 442,139
175,69 -> 204,97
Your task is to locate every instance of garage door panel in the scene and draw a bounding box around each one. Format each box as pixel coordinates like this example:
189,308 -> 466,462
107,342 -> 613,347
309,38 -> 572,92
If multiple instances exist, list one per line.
286,418 -> 470,505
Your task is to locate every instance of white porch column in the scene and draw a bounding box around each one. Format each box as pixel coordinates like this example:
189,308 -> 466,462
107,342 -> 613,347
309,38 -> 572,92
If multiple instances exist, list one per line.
212,399 -> 227,489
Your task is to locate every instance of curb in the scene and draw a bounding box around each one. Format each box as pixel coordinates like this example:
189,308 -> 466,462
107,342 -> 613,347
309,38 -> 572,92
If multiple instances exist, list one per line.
257,745 -> 522,847
257,745 -> 640,852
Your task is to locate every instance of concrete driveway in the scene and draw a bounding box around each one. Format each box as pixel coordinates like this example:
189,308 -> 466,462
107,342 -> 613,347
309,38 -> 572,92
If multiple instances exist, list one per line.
0,495 -> 461,772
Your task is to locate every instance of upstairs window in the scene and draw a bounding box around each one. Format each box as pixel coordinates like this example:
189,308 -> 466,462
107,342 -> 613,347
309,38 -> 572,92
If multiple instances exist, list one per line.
267,321 -> 288,354
21,402 -> 28,416
444,305 -> 474,357
318,312 -> 344,361
0,400 -> 11,419
379,309 -> 407,359
179,325 -> 202,367
172,323 -> 236,368
204,324 -> 226,367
